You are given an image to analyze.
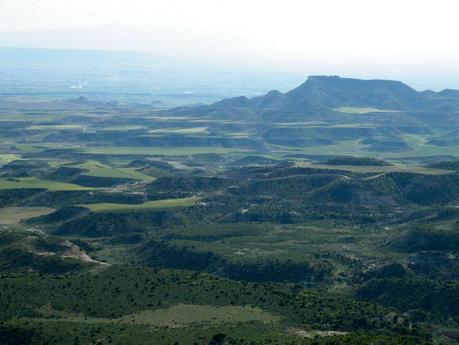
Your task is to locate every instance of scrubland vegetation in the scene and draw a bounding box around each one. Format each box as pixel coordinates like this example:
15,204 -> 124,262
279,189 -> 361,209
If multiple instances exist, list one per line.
1,76 -> 459,344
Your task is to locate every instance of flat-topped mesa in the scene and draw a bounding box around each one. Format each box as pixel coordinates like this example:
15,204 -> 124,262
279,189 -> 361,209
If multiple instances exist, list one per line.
301,75 -> 411,88
286,75 -> 419,109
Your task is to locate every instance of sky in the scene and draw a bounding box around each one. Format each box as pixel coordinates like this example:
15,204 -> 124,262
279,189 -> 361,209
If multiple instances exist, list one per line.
1,0 -> 459,87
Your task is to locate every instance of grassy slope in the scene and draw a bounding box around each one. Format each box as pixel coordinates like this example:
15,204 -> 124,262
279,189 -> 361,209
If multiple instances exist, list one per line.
84,196 -> 201,212
68,160 -> 155,181
0,154 -> 21,165
0,207 -> 55,224
0,177 -> 95,191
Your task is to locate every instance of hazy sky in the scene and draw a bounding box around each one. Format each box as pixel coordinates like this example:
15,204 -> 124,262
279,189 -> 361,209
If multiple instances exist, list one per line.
1,0 -> 459,85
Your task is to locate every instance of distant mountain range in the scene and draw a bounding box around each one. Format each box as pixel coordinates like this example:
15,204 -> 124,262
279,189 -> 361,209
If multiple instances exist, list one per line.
161,75 -> 459,151
169,75 -> 459,124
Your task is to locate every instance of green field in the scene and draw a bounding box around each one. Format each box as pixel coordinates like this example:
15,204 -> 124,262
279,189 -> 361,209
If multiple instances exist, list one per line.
271,140 -> 367,157
79,146 -> 250,156
26,124 -> 87,130
148,127 -> 209,134
0,207 -> 55,224
68,160 -> 155,181
0,177 -> 95,191
99,125 -> 146,131
14,144 -> 75,153
271,137 -> 459,161
0,154 -> 20,164
84,196 -> 201,212
335,106 -> 398,114
34,304 -> 279,327
294,161 -> 452,175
